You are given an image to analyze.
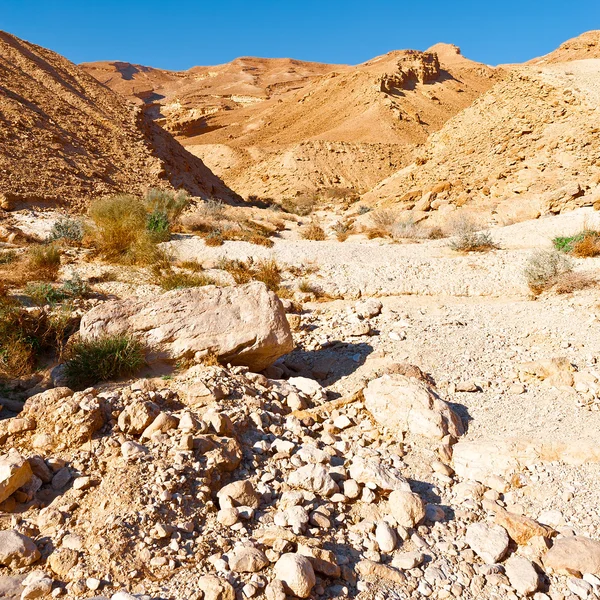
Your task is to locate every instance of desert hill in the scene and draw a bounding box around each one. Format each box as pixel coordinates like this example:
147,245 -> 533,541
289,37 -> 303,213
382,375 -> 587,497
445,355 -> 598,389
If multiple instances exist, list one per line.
528,30 -> 600,65
83,45 -> 500,199
362,34 -> 600,223
0,31 -> 237,211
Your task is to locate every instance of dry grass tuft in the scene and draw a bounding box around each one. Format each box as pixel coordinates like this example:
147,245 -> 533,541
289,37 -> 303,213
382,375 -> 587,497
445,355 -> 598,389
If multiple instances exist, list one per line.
524,250 -> 573,295
28,244 -> 61,280
301,221 -> 326,241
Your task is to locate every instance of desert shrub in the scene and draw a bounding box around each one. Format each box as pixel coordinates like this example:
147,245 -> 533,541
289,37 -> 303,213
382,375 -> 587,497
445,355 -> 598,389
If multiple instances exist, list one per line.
197,198 -> 226,221
552,271 -> 597,294
302,222 -> 326,241
0,250 -> 17,265
63,335 -> 145,390
156,270 -> 216,290
364,209 -> 400,239
204,230 -> 224,246
218,258 -> 254,284
524,250 -> 573,295
281,193 -> 318,216
450,230 -> 498,252
144,188 -> 190,221
146,210 -> 172,242
88,195 -> 155,264
332,220 -> 354,242
49,217 -> 84,242
25,273 -> 90,306
25,283 -> 66,305
554,231 -> 600,258
28,244 -> 61,280
253,259 -> 282,292
0,298 -> 75,378
356,205 -> 371,215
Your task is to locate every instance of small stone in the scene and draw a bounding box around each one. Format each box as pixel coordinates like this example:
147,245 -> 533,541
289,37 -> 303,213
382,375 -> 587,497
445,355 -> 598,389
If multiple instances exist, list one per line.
197,575 -> 235,600
375,521 -> 397,552
388,490 -> 426,528
274,553 -> 316,598
466,522 -> 510,564
343,479 -> 361,499
217,508 -> 239,526
392,551 -> 424,570
228,546 -> 269,573
505,556 -> 539,595
0,530 -> 40,568
218,479 -> 261,508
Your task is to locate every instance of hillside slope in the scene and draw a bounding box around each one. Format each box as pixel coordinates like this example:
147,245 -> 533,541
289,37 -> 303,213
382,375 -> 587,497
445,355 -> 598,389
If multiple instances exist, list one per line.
363,36 -> 600,223
0,31 -> 237,211
84,46 -> 500,199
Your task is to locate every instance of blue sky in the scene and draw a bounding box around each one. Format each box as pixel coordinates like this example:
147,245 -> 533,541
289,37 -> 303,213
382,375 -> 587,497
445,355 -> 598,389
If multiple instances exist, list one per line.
2,0 -> 599,69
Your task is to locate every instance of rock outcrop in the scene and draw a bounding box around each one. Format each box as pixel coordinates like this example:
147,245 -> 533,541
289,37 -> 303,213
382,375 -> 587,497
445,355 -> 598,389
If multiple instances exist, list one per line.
80,282 -> 294,371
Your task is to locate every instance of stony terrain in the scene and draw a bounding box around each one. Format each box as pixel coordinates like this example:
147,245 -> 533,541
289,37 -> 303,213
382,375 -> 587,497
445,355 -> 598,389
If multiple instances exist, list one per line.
1,28 -> 600,600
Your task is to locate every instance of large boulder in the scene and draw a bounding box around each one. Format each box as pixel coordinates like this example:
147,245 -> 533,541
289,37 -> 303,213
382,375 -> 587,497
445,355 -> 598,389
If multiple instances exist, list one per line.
80,282 -> 293,371
364,374 -> 463,440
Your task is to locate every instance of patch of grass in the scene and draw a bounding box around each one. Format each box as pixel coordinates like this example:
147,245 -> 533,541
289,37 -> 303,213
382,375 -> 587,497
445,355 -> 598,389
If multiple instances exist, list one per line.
253,259 -> 282,291
28,244 -> 61,280
156,270 -> 216,291
301,222 -> 326,241
552,271 -> 597,294
217,257 -> 282,291
524,250 -> 573,295
204,231 -> 224,246
450,230 -> 498,253
554,230 -> 600,258
88,194 -> 155,264
63,335 -> 145,390
25,273 -> 90,306
178,259 -> 204,272
0,250 -> 17,265
332,220 -> 354,242
49,217 -> 84,243
0,298 -> 76,379
218,258 -> 254,284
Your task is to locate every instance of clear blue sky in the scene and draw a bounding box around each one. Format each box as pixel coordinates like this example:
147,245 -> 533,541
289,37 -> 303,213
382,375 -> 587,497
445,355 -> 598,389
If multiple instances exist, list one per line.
2,0 -> 599,69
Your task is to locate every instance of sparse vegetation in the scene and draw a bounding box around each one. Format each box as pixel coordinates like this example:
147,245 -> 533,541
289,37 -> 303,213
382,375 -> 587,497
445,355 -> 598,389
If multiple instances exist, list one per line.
552,271 -> 597,294
301,221 -> 326,241
0,250 -> 17,265
49,217 -> 84,242
0,297 -> 76,378
281,193 -> 318,216
332,220 -> 355,242
63,335 -> 145,390
217,257 -> 282,292
28,244 -> 61,280
449,219 -> 498,252
524,249 -> 573,295
553,230 -> 600,257
155,270 -> 216,291
25,273 -> 90,306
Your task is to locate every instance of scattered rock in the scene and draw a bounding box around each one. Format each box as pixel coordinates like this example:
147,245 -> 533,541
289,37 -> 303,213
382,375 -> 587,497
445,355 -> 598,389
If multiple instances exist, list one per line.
274,553 -> 316,598
0,530 -> 40,568
465,522 -> 510,564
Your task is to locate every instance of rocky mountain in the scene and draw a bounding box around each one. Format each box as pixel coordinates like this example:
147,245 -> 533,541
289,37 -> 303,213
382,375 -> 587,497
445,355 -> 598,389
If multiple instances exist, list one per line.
528,30 -> 600,65
362,33 -> 600,223
83,45 -> 500,199
0,31 -> 238,211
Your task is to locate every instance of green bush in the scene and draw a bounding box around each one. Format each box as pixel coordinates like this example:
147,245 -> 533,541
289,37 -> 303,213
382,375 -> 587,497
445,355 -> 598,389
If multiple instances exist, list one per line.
49,218 -> 84,242
146,210 -> 172,242
63,335 -> 145,390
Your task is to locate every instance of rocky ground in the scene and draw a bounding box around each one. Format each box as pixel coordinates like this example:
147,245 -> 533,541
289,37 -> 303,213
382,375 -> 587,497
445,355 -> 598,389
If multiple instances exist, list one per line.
1,205 -> 600,600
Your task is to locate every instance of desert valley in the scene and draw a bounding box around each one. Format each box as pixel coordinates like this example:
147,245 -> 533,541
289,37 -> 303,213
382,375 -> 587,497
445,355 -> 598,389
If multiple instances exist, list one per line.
1,25 -> 600,600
